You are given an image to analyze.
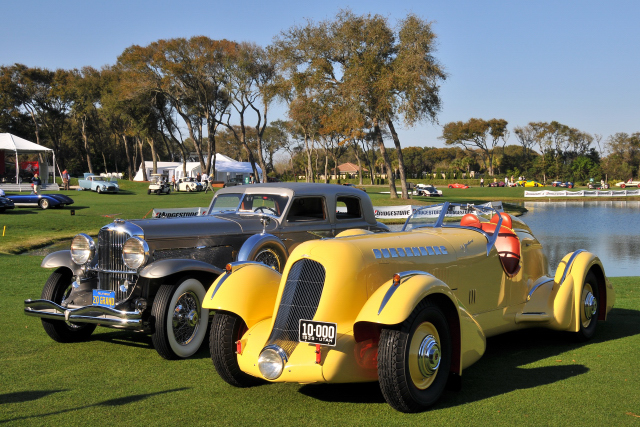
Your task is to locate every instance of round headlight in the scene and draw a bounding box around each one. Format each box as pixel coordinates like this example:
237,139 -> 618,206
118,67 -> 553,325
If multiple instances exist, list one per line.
122,236 -> 149,270
70,233 -> 96,265
258,345 -> 288,380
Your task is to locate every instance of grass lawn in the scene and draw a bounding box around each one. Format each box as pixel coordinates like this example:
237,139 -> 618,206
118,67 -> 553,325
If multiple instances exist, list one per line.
1,255 -> 638,425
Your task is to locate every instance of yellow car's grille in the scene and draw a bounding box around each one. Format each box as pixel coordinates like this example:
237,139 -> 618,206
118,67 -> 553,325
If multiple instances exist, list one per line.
266,259 -> 326,356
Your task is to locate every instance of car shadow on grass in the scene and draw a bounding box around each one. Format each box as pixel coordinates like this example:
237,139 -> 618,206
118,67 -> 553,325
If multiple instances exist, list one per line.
299,308 -> 640,407
0,388 -> 189,424
89,329 -> 212,360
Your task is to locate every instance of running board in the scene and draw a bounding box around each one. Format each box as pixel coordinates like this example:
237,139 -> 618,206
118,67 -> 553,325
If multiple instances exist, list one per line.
515,312 -> 550,323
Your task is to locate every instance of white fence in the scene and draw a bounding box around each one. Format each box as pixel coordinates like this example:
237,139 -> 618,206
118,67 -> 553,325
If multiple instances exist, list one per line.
525,189 -> 640,198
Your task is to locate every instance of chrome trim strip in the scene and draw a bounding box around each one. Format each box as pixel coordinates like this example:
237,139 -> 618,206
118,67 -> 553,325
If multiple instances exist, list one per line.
24,299 -> 142,326
378,271 -> 434,315
559,249 -> 586,284
527,278 -> 554,301
88,267 -> 138,274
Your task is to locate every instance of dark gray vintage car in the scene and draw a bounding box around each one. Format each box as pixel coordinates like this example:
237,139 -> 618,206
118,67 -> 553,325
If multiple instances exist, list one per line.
24,183 -> 387,359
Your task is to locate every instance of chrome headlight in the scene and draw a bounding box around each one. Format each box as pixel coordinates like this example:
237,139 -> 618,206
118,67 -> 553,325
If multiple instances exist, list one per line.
70,233 -> 96,265
122,236 -> 150,270
258,345 -> 288,380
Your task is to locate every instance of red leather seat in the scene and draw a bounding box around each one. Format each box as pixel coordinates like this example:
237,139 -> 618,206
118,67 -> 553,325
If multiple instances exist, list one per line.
482,213 -> 521,276
460,213 -> 481,228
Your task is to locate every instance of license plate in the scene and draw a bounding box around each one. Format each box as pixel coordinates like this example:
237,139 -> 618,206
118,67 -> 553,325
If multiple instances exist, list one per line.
92,290 -> 115,308
299,319 -> 337,346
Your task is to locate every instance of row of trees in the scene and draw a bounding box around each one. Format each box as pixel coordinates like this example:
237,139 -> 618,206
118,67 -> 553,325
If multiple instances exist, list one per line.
0,10 -> 447,199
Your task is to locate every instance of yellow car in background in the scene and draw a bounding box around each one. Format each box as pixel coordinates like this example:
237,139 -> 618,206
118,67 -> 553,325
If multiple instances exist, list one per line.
517,180 -> 545,187
206,202 -> 614,412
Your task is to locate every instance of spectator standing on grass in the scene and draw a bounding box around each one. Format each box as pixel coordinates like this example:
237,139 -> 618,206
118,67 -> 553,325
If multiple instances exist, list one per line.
505,176 -> 508,185
171,175 -> 176,190
62,169 -> 70,190
480,177 -> 484,187
202,172 -> 210,193
32,173 -> 42,194
196,172 -> 201,182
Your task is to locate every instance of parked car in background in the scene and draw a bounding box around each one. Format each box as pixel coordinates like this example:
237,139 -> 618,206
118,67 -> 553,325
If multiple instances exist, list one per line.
207,202 -> 614,412
413,184 -> 442,197
488,181 -> 505,187
448,183 -> 469,189
551,181 -> 575,188
517,180 -> 544,187
148,174 -> 171,195
615,180 -> 640,189
0,195 -> 15,212
78,174 -> 119,193
6,193 -> 74,210
225,177 -> 244,187
176,176 -> 203,192
24,183 -> 388,360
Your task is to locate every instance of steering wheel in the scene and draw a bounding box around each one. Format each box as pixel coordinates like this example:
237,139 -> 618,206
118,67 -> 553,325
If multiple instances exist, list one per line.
254,206 -> 277,215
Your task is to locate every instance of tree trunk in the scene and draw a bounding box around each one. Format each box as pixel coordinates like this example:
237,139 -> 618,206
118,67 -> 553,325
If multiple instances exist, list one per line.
304,133 -> 314,183
122,135 -> 133,180
324,150 -> 329,183
387,120 -> 409,199
102,152 -> 108,173
81,117 -> 94,174
137,137 -> 147,181
148,137 -> 158,174
352,143 -> 364,185
374,120 -> 397,198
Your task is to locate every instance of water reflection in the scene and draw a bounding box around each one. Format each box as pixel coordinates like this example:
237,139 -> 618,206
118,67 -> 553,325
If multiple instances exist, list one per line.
388,201 -> 640,277
522,201 -> 640,277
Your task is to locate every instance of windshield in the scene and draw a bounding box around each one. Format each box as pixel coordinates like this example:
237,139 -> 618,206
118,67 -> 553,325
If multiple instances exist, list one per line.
209,193 -> 290,217
403,202 -> 503,254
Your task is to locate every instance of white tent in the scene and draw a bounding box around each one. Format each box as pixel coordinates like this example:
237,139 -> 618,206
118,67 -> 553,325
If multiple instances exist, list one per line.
0,133 -> 55,190
134,155 -> 262,182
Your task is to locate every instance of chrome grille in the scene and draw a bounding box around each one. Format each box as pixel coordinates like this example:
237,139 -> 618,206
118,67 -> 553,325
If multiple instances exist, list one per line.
97,227 -> 137,303
266,259 -> 326,356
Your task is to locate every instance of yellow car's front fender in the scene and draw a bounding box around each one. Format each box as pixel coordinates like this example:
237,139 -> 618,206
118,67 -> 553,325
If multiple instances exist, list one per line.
353,272 -> 486,374
202,262 -> 281,329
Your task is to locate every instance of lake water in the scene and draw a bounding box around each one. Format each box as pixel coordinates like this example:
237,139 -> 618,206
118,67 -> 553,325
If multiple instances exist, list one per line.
389,200 -> 640,277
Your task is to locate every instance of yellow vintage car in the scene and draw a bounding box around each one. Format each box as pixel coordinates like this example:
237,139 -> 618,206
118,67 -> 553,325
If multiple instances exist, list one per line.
205,202 -> 614,412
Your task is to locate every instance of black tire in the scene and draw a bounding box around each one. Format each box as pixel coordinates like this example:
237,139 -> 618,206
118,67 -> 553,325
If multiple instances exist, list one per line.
147,189 -> 151,195
39,198 -> 49,209
574,271 -> 599,341
210,313 -> 263,387
151,278 -> 209,360
378,299 -> 451,412
41,270 -> 96,342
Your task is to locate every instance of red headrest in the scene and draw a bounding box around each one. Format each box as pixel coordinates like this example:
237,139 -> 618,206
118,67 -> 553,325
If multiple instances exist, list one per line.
460,214 -> 481,228
490,212 -> 512,229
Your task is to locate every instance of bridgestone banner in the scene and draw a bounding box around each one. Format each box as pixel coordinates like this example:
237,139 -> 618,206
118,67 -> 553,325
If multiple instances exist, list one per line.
152,207 -> 208,218
525,190 -> 640,198
371,202 -> 503,219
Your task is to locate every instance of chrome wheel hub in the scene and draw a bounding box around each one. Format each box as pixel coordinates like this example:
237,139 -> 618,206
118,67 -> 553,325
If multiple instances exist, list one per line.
172,291 -> 200,345
583,291 -> 597,321
417,334 -> 441,378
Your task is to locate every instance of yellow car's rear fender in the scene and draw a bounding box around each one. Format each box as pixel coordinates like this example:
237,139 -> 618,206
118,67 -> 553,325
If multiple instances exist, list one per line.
551,250 -> 614,331
353,271 -> 486,375
202,262 -> 281,329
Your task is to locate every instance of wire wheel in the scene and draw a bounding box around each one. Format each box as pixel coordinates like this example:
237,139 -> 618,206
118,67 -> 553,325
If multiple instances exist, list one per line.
254,248 -> 281,271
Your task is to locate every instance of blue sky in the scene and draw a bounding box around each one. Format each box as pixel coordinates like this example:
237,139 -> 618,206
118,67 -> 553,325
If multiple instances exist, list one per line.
2,0 -> 638,149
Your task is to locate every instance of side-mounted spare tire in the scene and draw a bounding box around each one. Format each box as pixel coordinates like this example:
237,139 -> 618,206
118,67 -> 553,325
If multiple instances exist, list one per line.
237,233 -> 288,273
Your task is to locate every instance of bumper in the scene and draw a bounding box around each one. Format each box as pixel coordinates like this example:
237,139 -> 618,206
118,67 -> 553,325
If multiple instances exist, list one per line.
24,299 -> 143,327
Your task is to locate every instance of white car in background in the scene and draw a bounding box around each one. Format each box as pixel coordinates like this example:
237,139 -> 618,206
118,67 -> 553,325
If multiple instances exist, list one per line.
177,177 -> 203,192
412,184 -> 442,197
615,180 -> 640,189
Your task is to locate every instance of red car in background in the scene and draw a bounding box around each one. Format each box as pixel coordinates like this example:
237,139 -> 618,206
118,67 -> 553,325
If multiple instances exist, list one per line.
448,183 -> 469,189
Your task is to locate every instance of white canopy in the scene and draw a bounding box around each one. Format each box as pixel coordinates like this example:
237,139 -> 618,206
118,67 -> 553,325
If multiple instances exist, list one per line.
0,133 -> 55,188
134,155 -> 262,182
0,133 -> 53,153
